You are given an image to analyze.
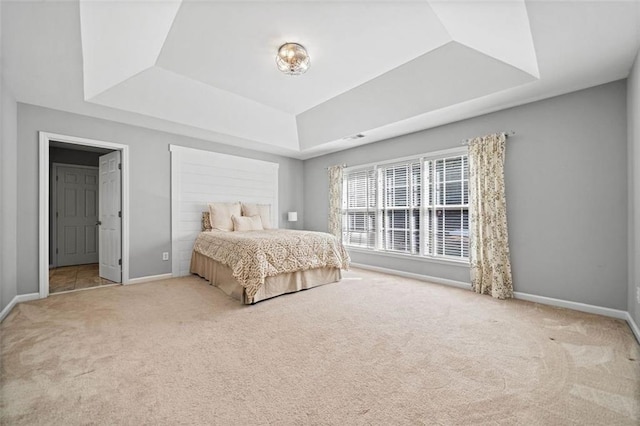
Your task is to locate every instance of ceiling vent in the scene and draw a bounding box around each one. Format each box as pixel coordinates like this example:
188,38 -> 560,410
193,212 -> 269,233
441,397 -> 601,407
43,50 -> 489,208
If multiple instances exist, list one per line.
343,133 -> 365,141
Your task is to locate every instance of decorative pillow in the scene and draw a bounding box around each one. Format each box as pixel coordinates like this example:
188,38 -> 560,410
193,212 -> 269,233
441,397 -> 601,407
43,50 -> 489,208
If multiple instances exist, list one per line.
231,215 -> 264,232
241,203 -> 272,229
208,202 -> 241,231
201,212 -> 213,231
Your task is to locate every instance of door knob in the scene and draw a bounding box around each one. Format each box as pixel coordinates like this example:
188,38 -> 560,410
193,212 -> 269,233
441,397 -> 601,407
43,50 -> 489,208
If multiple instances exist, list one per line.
96,220 -> 102,226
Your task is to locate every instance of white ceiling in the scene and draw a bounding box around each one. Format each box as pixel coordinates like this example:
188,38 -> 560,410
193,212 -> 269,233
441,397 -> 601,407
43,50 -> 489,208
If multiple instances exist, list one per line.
2,1 -> 639,159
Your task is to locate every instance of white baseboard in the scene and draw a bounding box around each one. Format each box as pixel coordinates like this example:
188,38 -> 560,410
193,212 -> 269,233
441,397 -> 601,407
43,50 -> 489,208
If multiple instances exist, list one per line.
126,273 -> 173,285
513,291 -> 628,320
350,263 -> 470,290
0,293 -> 40,322
351,263 -> 638,340
625,312 -> 640,344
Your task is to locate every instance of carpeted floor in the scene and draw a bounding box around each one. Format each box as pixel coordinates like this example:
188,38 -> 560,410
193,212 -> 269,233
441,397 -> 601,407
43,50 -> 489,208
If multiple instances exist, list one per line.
1,268 -> 639,425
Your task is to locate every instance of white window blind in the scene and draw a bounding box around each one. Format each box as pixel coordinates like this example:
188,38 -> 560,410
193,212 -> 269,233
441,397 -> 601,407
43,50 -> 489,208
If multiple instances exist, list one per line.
427,156 -> 469,260
343,169 -> 376,248
342,149 -> 469,262
380,161 -> 421,254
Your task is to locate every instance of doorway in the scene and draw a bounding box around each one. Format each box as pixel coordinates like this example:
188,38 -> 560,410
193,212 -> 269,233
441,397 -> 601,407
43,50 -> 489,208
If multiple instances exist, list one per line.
49,143 -> 118,293
51,162 -> 103,293
39,132 -> 130,298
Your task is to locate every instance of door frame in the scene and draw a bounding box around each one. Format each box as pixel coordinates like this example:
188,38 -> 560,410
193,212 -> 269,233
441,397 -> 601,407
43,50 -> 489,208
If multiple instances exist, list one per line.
39,132 -> 130,298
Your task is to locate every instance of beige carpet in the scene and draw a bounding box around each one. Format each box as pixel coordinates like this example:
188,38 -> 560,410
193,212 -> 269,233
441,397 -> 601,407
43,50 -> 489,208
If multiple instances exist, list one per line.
1,268 -> 639,425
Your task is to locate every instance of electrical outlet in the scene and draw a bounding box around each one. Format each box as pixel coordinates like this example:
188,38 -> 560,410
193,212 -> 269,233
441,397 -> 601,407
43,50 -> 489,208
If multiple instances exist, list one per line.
162,252 -> 169,261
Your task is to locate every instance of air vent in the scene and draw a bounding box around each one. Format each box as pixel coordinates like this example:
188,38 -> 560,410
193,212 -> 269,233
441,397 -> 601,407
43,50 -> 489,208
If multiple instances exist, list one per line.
343,133 -> 365,141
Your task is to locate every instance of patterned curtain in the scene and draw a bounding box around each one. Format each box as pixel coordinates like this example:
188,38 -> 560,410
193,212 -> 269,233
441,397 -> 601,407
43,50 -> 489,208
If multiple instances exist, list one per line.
468,133 -> 513,299
328,165 -> 344,239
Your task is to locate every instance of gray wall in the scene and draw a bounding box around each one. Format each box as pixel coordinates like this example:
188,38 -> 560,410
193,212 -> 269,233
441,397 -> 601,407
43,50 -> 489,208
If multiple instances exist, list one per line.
5,79 -> 634,317
1,0 -> 18,311
304,81 -> 628,310
16,103 -> 305,295
629,50 -> 640,327
1,78 -> 18,312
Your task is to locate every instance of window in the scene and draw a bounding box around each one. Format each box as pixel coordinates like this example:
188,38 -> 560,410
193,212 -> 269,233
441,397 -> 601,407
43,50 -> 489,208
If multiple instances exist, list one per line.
343,169 -> 376,249
427,156 -> 469,259
380,161 -> 421,254
342,148 -> 469,261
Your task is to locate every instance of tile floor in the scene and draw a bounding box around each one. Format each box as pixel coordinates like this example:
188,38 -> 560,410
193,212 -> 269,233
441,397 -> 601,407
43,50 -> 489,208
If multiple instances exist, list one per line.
48,264 -> 117,294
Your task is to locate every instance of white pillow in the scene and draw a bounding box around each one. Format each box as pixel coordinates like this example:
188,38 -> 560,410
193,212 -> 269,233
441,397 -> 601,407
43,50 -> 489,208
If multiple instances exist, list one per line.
231,215 -> 264,232
208,202 -> 241,231
241,203 -> 272,229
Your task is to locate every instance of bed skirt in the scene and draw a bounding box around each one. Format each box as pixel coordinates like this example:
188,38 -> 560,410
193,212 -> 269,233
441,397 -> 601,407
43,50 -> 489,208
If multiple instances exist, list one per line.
190,251 -> 342,304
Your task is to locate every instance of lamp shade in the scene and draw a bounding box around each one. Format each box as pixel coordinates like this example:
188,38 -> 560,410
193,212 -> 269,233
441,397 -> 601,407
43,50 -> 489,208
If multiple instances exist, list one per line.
287,211 -> 298,222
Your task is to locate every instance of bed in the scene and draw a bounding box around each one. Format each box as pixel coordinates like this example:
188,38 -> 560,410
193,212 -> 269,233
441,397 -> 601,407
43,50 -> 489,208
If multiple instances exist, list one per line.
190,204 -> 350,304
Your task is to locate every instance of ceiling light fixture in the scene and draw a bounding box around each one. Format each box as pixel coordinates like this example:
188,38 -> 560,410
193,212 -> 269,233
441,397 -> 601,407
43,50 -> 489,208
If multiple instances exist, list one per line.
276,42 -> 310,76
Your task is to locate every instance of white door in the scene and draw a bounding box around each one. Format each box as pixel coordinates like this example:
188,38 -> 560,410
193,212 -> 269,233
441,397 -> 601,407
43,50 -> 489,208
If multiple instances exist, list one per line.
56,166 -> 99,266
99,151 -> 122,283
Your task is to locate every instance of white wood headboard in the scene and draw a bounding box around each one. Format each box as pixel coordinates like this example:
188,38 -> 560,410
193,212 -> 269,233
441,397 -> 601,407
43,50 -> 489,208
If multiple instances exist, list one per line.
170,145 -> 279,277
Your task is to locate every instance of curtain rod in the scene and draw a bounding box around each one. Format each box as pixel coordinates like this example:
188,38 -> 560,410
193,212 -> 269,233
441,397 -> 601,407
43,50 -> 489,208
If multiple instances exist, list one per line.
461,131 -> 516,146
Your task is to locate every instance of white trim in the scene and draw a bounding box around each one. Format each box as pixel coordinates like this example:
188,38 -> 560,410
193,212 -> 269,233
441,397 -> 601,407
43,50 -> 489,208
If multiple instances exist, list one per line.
0,293 -> 40,322
350,262 -> 471,290
344,146 -> 468,172
512,291 -> 628,320
50,163 -> 99,268
39,134 -> 49,298
170,145 -> 181,277
348,246 -> 470,267
625,312 -> 640,344
343,149 -> 470,262
127,273 -> 173,285
39,132 -> 130,300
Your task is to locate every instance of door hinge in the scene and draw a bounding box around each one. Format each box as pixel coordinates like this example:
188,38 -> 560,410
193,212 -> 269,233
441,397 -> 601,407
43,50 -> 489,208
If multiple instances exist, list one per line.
118,259 -> 122,266
118,211 -> 122,218
56,248 -> 58,254
118,163 -> 121,170
56,211 -> 58,218
56,175 -> 59,181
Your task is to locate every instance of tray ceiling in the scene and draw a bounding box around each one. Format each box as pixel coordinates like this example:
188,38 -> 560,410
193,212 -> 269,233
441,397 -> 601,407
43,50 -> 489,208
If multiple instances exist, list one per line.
3,1 -> 639,158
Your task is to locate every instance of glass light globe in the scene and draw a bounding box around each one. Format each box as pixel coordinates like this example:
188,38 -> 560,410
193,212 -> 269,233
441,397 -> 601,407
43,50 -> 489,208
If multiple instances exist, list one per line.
276,43 -> 310,76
